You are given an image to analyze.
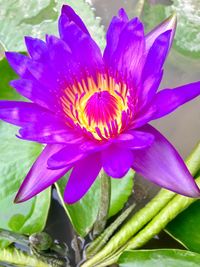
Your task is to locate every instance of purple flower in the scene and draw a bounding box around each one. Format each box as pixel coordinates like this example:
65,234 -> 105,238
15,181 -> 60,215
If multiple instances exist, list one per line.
1,6 -> 200,204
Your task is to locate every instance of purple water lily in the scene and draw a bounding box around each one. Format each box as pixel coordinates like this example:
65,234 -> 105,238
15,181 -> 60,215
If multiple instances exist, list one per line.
1,6 -> 200,204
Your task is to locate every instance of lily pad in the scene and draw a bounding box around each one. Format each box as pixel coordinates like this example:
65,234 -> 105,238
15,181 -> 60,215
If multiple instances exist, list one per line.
0,0 -> 105,52
166,0 -> 200,58
166,200 -> 200,253
0,58 -> 50,247
118,249 -> 200,267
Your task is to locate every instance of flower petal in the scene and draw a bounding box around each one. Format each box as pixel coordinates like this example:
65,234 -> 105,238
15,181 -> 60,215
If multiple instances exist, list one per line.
102,145 -> 133,178
15,144 -> 71,203
10,79 -> 57,110
132,125 -> 200,197
103,8 -> 128,66
115,130 -> 154,149
5,52 -> 32,79
145,13 -> 177,52
149,80 -> 200,120
59,13 -> 103,76
25,36 -> 49,61
110,18 -> 145,82
0,101 -> 52,127
18,123 -> 81,144
61,5 -> 90,35
143,31 -> 171,79
64,153 -> 101,204
47,144 -> 86,169
46,35 -> 80,84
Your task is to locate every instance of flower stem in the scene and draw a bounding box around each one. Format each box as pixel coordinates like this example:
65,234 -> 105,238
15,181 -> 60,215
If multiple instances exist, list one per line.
92,170 -> 111,238
126,175 -> 200,250
81,142 -> 200,267
0,228 -> 29,247
86,203 -> 136,258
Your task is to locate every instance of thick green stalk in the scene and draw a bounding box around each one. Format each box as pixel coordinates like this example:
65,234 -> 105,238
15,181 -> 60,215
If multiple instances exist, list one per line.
81,142 -> 200,267
0,247 -> 50,267
87,204 -> 136,257
92,170 -> 111,237
85,175 -> 200,267
126,175 -> 200,250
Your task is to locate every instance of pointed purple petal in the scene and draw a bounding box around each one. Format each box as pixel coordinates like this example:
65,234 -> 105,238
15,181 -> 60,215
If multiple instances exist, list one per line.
59,13 -> 103,76
10,79 -> 57,110
115,130 -> 154,149
47,144 -> 86,169
0,100 -> 52,126
150,80 -> 200,120
110,18 -> 145,82
46,35 -> 80,84
18,123 -> 81,144
5,52 -> 32,79
64,153 -> 101,204
61,5 -> 90,35
102,145 -> 133,178
142,30 -> 171,80
25,36 -> 49,61
103,8 -> 129,66
132,125 -> 200,197
15,144 -> 71,203
146,14 -> 177,52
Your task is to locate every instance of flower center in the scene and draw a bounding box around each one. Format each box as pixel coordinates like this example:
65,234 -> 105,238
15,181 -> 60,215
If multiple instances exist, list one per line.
61,74 -> 132,140
84,90 -> 119,125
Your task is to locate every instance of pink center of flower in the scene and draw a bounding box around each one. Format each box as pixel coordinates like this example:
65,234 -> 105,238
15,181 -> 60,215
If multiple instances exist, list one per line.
84,90 -> 118,125
61,74 -> 132,140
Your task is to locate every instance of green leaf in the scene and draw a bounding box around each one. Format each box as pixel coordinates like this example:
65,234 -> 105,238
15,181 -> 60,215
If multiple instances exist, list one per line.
118,249 -> 200,267
142,3 -> 166,34
166,200 -> 200,253
56,170 -> 134,237
56,171 -> 101,237
0,58 -> 50,247
0,0 -> 105,52
142,1 -> 200,58
109,170 -> 134,218
0,247 -> 50,267
166,0 -> 200,58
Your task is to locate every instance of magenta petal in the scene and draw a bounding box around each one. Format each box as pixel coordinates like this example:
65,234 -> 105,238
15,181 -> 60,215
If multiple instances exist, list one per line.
115,130 -> 154,149
25,36 -> 48,61
0,100 -> 52,127
111,18 -> 145,81
5,52 -> 32,79
47,144 -> 86,169
103,8 -> 128,66
145,14 -> 177,52
102,145 -> 133,178
15,144 -> 71,203
61,5 -> 90,35
132,125 -> 200,197
59,14 -> 103,76
142,30 -> 171,81
18,124 -> 81,144
64,153 -> 101,204
10,79 -> 57,110
150,81 -> 200,120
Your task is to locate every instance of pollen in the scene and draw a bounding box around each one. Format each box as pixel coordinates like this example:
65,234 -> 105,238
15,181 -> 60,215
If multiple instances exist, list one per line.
60,73 -> 131,140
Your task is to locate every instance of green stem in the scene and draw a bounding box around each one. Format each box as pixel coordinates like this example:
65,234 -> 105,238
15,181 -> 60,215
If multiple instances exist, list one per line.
92,170 -> 111,237
126,175 -> 200,250
86,203 -> 136,258
0,229 -> 29,247
0,247 -> 50,267
81,142 -> 200,267
85,175 -> 200,267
